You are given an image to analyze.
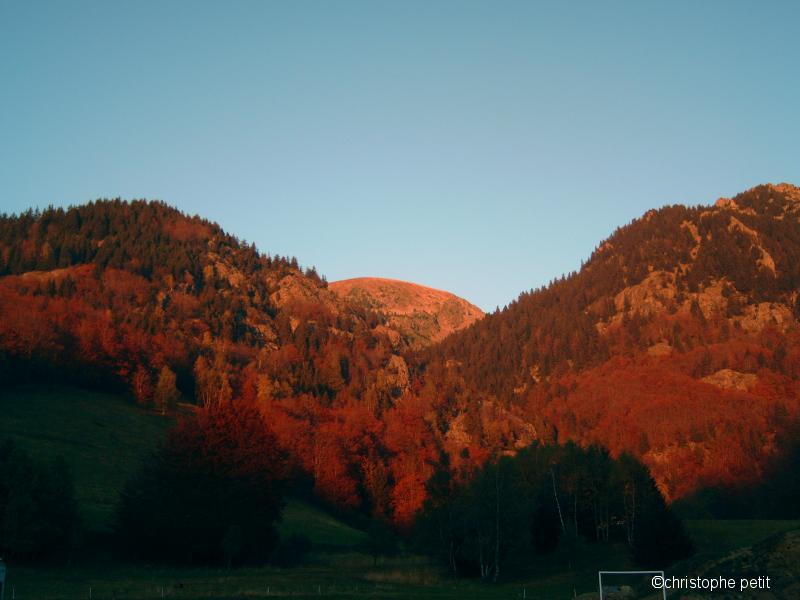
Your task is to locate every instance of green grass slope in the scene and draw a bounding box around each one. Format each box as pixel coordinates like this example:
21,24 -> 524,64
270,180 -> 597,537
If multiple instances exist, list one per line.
0,385 -> 170,532
0,384 -> 367,550
687,519 -> 800,559
278,499 -> 367,549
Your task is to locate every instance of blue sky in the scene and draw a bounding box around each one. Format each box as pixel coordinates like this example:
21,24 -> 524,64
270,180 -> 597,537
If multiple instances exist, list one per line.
2,1 -> 798,310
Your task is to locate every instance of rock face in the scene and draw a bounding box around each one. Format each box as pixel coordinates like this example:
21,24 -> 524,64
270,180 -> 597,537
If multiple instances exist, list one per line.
329,277 -> 484,349
702,369 -> 758,391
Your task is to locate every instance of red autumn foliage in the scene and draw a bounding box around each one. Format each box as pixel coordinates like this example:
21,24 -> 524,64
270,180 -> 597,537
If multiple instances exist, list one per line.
4,189 -> 800,529
168,402 -> 289,485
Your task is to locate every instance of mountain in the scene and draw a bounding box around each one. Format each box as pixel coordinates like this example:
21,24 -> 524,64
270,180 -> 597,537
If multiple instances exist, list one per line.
329,277 -> 483,350
0,200 -> 436,402
413,183 -> 800,502
0,199 -> 357,389
0,199 -> 468,520
1,184 -> 799,525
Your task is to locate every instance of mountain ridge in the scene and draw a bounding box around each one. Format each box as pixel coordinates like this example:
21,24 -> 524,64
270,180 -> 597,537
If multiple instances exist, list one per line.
1,183 -> 798,521
415,182 -> 800,501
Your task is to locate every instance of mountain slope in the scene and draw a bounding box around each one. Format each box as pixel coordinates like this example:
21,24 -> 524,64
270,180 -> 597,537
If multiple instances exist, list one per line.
0,199 -> 470,521
412,183 -> 800,501
0,385 -> 169,532
329,277 -> 483,350
0,200 -> 400,400
2,185 -> 798,523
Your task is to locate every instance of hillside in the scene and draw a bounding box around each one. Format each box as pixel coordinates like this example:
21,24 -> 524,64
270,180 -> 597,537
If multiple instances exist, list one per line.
0,384 -> 368,552
413,183 -> 800,501
0,200 -> 474,522
329,277 -> 483,350
2,185 -> 799,526
0,385 -> 169,532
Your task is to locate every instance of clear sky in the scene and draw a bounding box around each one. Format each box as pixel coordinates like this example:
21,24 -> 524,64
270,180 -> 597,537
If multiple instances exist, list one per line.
1,1 -> 798,311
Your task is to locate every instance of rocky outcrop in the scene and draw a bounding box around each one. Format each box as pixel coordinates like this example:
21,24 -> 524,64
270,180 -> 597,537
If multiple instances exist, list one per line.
382,354 -> 410,392
727,216 -> 776,275
737,302 -> 795,333
269,272 -> 340,313
647,341 -> 673,356
701,369 -> 757,391
614,270 -> 677,316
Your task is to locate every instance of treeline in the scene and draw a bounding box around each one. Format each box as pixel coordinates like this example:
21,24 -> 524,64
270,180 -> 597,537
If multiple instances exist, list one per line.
3,402 -> 693,577
0,200 -> 304,283
116,417 -> 695,574
415,443 -> 693,580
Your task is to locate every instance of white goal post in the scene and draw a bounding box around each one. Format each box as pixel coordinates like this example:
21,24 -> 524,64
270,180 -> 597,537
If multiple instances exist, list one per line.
598,570 -> 667,600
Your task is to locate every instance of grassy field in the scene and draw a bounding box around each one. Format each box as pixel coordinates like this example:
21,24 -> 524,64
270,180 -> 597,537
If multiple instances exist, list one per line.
4,550 -> 632,599
0,384 -> 170,532
277,500 -> 367,550
8,522 -> 797,600
2,385 -> 798,599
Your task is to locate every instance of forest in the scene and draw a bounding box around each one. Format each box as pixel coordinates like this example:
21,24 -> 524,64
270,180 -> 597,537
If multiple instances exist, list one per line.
415,442 -> 693,580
